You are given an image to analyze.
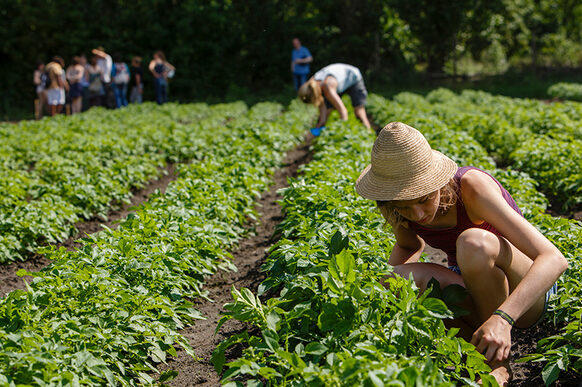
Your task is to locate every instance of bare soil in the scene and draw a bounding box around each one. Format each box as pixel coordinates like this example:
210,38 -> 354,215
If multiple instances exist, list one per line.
0,164 -> 177,297
158,136 -> 313,386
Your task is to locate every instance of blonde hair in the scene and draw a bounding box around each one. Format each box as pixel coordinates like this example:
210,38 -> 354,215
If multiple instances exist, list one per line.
376,178 -> 458,229
298,79 -> 324,106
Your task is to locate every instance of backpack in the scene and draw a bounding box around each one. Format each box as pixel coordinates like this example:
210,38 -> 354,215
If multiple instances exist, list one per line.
41,71 -> 51,89
114,63 -> 130,84
88,72 -> 103,93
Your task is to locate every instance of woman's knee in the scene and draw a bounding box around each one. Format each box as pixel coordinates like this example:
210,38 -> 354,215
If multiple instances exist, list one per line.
456,228 -> 500,271
391,263 -> 462,292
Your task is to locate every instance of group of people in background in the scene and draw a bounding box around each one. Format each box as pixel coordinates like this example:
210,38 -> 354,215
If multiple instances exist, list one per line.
33,48 -> 175,118
292,37 -> 371,130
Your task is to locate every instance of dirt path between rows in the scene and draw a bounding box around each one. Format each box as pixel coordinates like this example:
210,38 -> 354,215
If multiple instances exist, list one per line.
0,164 -> 177,297
158,136 -> 313,386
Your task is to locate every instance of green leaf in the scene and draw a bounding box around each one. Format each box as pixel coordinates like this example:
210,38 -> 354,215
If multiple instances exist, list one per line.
159,370 -> 178,383
336,250 -> 356,283
329,230 -> 349,256
305,342 -> 328,356
542,362 -> 560,386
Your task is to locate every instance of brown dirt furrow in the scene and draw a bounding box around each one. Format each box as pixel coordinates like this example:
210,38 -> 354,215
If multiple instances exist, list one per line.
0,164 -> 177,297
159,136 -> 313,386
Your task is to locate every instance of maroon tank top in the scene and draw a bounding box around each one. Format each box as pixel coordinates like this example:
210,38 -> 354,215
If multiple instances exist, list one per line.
408,166 -> 522,267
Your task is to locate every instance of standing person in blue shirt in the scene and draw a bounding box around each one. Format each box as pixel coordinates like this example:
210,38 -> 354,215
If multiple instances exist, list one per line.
291,38 -> 313,91
298,63 -> 371,130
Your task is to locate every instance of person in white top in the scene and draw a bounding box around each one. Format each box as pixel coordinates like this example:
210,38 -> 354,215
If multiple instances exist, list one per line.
92,47 -> 114,108
92,47 -> 112,83
298,63 -> 371,129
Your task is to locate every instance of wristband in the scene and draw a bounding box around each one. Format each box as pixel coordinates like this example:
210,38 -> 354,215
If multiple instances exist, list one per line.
493,309 -> 515,326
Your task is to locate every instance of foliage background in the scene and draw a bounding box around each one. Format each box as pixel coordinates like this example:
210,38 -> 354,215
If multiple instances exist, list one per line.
1,0 -> 582,117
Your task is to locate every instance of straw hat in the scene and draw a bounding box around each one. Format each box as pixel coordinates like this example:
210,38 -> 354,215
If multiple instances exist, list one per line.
355,122 -> 457,201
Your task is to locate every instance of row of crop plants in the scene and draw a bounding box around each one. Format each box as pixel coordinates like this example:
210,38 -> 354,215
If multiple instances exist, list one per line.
367,90 -> 582,212
0,101 -> 314,385
0,102 -> 247,263
216,96 -> 582,385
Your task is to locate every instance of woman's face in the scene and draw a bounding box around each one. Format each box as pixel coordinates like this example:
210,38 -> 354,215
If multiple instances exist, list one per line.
393,190 -> 440,224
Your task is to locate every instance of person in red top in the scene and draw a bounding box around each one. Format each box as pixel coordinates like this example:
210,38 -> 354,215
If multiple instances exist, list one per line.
355,122 -> 567,386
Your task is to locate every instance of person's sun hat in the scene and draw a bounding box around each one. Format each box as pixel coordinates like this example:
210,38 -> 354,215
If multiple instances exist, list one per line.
355,122 -> 458,201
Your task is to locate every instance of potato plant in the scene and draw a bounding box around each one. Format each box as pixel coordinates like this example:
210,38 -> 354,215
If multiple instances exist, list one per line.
548,82 -> 582,102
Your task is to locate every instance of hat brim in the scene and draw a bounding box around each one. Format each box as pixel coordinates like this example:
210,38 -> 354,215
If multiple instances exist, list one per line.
355,150 -> 458,201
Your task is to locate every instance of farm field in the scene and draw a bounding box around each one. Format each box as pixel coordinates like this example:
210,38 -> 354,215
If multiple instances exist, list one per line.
0,90 -> 581,386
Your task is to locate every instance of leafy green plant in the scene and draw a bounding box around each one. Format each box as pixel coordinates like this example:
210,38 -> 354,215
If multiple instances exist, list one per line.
548,82 -> 582,102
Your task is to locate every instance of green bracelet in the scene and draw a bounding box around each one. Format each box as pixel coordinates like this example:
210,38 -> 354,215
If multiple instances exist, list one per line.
493,309 -> 515,326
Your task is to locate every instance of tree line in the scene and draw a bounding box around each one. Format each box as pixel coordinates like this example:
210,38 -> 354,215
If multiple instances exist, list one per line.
1,0 -> 581,117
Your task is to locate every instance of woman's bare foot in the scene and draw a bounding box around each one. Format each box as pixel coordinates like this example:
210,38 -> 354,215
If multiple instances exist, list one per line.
488,359 -> 512,386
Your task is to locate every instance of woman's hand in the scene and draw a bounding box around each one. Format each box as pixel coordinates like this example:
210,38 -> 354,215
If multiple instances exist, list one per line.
471,314 -> 512,363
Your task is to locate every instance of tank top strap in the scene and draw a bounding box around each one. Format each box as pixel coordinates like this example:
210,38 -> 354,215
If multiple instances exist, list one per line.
453,166 -> 478,227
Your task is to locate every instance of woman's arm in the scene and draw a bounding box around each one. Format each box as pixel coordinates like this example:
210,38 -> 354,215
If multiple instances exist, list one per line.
321,76 -> 348,121
389,224 -> 425,266
165,61 -> 176,71
33,70 -> 41,85
92,49 -> 107,59
148,60 -> 158,77
316,103 -> 328,127
77,66 -> 85,82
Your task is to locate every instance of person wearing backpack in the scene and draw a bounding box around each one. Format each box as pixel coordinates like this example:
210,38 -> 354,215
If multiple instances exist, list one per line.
45,56 -> 69,116
113,55 -> 130,108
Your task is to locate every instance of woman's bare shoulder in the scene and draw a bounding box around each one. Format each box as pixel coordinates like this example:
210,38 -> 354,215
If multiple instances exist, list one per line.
459,169 -> 501,201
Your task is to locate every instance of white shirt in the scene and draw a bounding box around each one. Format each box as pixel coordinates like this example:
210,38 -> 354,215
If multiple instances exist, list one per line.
97,54 -> 113,83
313,63 -> 362,93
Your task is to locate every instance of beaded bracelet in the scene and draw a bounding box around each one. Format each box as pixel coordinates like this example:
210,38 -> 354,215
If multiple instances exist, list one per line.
493,309 -> 515,326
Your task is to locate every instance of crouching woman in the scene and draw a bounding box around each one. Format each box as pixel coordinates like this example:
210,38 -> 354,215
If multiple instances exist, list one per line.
354,122 -> 567,385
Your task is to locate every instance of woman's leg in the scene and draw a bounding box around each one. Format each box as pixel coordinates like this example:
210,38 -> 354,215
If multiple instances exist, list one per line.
154,80 -> 162,105
112,84 -> 121,108
457,228 -> 547,386
354,106 -> 371,129
456,228 -> 546,328
73,97 -> 82,113
162,84 -> 168,104
121,83 -> 128,106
